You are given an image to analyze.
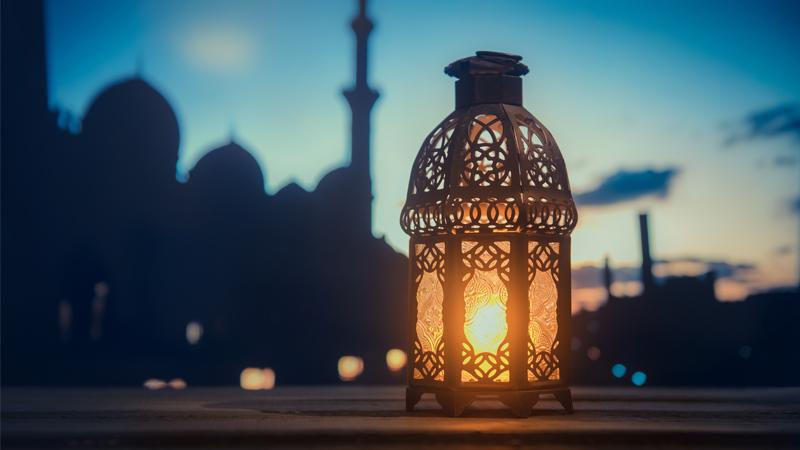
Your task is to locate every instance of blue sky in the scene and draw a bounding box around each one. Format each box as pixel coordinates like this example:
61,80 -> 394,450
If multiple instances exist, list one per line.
45,0 -> 799,308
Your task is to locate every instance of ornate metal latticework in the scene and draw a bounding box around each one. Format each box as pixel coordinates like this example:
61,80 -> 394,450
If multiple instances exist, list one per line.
402,52 -> 577,417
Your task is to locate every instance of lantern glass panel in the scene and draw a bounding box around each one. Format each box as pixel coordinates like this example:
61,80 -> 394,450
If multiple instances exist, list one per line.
413,242 -> 446,382
460,240 -> 511,383
527,240 -> 561,382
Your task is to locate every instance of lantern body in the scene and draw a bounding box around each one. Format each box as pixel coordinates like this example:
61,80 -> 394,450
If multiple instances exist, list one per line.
401,52 -> 577,417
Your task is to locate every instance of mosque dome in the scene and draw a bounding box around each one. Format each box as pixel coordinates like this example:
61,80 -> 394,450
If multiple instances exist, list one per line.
188,140 -> 266,197
315,166 -> 351,194
81,77 -> 180,182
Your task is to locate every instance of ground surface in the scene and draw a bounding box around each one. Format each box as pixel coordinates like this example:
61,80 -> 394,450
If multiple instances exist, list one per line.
2,386 -> 799,449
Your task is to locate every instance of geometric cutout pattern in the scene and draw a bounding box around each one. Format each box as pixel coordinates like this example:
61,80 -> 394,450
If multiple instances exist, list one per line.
401,104 -> 577,237
459,114 -> 512,188
411,116 -> 458,195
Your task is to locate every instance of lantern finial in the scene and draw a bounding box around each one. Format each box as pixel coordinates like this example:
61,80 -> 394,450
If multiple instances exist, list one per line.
444,51 -> 529,79
445,51 -> 529,108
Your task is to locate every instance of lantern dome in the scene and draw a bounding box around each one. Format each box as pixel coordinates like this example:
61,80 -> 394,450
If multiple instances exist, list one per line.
401,52 -> 577,237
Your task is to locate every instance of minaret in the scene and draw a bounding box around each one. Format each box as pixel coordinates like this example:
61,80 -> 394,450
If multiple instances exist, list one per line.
639,213 -> 656,296
343,0 -> 379,237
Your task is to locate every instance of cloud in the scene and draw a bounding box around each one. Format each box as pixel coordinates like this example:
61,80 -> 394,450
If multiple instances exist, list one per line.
654,257 -> 755,281
774,154 -> 798,166
574,168 -> 680,207
725,103 -> 800,146
572,265 -> 640,290
572,257 -> 758,308
573,257 -> 755,290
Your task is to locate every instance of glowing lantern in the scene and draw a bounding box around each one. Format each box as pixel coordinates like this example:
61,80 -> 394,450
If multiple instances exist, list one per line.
401,52 -> 578,417
338,356 -> 364,381
386,348 -> 407,372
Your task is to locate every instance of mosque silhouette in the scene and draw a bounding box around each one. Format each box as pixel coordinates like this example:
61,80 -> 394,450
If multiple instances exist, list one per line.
2,0 -> 405,385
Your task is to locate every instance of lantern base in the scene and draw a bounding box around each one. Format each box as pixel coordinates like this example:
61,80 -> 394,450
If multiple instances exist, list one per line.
406,386 -> 573,418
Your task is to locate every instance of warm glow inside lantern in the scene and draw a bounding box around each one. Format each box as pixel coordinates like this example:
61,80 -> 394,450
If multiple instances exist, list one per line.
401,51 -> 578,417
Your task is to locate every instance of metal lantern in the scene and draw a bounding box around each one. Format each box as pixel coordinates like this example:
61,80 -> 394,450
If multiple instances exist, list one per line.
401,51 -> 578,417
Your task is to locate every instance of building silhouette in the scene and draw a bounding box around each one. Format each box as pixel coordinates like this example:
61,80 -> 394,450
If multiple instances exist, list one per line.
572,213 -> 800,386
638,213 -> 656,296
1,0 -> 406,385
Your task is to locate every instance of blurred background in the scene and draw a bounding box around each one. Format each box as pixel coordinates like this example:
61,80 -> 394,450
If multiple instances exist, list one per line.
1,0 -> 798,388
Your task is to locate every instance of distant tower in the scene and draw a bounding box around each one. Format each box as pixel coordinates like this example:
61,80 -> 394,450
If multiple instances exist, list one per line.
343,0 -> 379,237
603,255 -> 614,300
639,213 -> 656,295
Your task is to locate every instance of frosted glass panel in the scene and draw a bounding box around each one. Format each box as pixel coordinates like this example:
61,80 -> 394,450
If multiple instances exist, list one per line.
413,242 -> 445,381
528,241 -> 560,382
461,241 -> 510,383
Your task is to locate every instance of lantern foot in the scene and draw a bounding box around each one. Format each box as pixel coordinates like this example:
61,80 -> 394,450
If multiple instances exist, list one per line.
499,392 -> 539,418
435,391 -> 473,417
406,386 -> 571,417
405,387 -> 424,412
553,388 -> 574,413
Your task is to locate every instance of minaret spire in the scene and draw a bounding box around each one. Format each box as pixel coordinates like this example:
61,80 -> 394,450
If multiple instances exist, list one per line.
603,255 -> 614,301
343,0 -> 379,237
639,213 -> 655,296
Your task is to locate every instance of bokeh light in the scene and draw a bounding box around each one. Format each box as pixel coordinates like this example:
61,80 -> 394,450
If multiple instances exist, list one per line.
587,346 -> 601,361
240,368 -> 264,390
168,378 -> 187,390
260,368 -> 276,390
338,356 -> 364,381
240,367 -> 275,390
631,371 -> 647,386
611,363 -> 627,378
143,378 -> 167,390
385,348 -> 407,372
185,321 -> 203,345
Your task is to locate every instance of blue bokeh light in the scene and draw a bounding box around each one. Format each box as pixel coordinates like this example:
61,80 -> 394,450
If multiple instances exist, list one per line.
611,363 -> 627,378
631,371 -> 647,386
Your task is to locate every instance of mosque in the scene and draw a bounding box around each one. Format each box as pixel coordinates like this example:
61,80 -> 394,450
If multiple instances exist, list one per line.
1,0 -> 406,385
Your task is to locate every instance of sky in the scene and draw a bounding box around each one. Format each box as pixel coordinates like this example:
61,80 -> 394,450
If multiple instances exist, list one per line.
45,0 -> 799,309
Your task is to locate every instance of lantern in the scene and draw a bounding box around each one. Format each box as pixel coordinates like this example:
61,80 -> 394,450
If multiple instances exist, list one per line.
401,51 -> 578,417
